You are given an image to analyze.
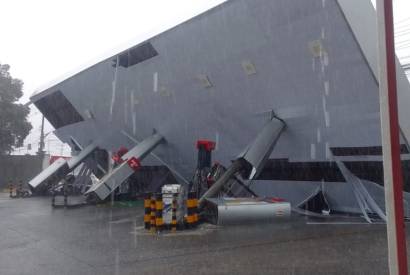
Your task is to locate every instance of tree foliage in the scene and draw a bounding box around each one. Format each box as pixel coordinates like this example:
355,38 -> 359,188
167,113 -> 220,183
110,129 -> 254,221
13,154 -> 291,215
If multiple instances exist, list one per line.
0,63 -> 32,155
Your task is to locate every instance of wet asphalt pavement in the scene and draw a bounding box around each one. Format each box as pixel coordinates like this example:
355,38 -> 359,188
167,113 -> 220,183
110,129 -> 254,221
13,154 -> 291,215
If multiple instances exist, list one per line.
0,193 -> 406,275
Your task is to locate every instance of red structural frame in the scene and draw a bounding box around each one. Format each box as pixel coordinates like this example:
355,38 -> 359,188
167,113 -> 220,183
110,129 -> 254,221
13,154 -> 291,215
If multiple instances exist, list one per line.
127,157 -> 141,171
383,0 -> 408,273
196,140 -> 216,152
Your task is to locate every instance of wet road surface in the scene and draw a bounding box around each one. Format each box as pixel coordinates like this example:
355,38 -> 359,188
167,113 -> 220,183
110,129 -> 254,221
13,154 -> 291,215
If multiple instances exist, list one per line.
0,193 -> 404,274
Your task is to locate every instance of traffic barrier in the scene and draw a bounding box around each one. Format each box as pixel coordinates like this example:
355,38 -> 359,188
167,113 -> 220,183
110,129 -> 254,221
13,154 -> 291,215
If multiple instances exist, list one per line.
155,194 -> 164,232
171,193 -> 177,232
150,195 -> 156,232
144,193 -> 152,230
143,191 -> 202,232
193,196 -> 199,225
186,192 -> 199,228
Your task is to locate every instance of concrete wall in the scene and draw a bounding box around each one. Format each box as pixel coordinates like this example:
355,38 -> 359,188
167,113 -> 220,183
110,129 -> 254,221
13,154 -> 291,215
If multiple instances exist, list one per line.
0,155 -> 45,189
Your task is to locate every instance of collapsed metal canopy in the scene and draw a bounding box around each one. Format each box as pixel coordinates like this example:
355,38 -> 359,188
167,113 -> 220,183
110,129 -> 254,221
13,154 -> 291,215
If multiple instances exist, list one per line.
28,142 -> 99,190
86,133 -> 165,200
205,198 -> 291,225
26,0 -> 410,220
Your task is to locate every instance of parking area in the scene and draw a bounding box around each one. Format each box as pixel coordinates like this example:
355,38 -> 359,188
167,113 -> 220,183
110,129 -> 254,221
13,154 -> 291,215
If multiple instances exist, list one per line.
0,193 -> 405,274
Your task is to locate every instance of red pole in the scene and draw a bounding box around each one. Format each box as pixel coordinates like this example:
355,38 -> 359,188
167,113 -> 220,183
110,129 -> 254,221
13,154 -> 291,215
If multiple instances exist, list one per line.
377,0 -> 408,274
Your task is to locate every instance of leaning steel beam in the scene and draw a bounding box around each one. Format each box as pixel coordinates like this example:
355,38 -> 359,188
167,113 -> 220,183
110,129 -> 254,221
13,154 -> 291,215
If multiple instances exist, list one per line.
85,161 -> 134,200
120,133 -> 164,161
28,158 -> 69,189
85,133 -> 165,200
199,117 -> 285,207
67,142 -> 98,170
28,142 -> 98,190
238,114 -> 286,180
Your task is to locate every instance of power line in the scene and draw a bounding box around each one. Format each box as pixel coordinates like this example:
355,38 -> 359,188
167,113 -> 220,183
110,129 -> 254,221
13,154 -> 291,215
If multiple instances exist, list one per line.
397,44 -> 410,50
395,30 -> 410,36
396,23 -> 410,28
395,20 -> 410,28
396,38 -> 410,44
395,17 -> 410,25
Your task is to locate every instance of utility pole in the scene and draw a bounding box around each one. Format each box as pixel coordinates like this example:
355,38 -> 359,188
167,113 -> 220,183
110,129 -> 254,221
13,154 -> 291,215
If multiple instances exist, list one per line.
38,115 -> 45,156
377,0 -> 408,274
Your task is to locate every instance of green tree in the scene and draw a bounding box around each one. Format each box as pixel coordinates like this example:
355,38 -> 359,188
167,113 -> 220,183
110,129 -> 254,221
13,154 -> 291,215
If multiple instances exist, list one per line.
0,63 -> 32,155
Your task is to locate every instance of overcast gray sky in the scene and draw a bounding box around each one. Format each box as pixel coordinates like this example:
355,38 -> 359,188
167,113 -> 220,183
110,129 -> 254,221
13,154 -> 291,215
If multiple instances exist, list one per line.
0,0 -> 409,156
0,0 -> 226,101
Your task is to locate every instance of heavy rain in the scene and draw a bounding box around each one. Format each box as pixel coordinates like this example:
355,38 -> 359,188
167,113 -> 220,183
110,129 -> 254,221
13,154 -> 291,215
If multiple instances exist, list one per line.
1,0 -> 410,274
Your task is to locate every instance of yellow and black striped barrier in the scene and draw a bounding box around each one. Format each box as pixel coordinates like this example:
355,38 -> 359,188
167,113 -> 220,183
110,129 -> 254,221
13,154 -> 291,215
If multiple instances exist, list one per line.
171,193 -> 177,232
143,191 -> 202,232
144,193 -> 152,230
186,192 -> 199,228
155,194 -> 164,232
193,195 -> 199,225
150,195 -> 156,232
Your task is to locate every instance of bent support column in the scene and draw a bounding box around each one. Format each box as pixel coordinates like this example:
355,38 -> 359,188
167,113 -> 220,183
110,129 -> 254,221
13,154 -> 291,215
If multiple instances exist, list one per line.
199,117 -> 285,207
66,142 -> 99,170
238,116 -> 286,180
28,158 -> 69,190
85,133 -> 165,200
28,142 -> 99,190
335,160 -> 387,223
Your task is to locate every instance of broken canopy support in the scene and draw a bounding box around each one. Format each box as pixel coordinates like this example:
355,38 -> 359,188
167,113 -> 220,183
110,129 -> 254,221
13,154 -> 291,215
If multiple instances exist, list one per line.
85,133 -> 165,200
205,198 -> 291,225
238,115 -> 286,180
335,160 -> 387,223
28,141 -> 99,190
297,186 -> 330,215
66,142 -> 99,170
199,117 -> 285,207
